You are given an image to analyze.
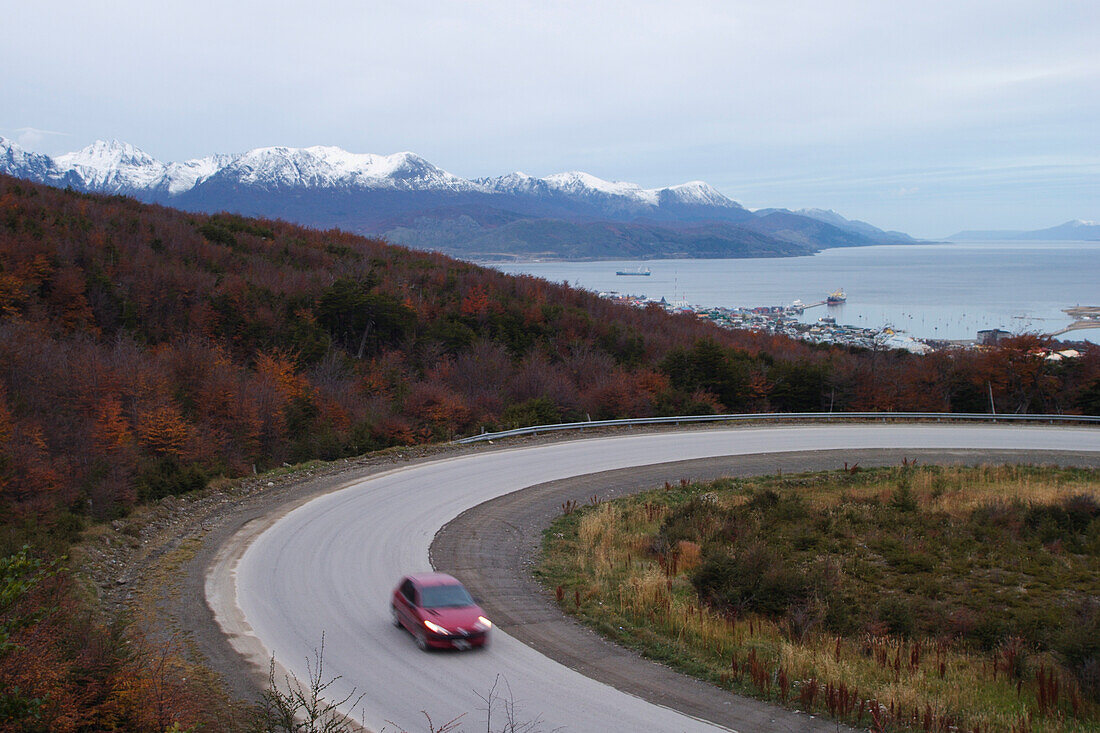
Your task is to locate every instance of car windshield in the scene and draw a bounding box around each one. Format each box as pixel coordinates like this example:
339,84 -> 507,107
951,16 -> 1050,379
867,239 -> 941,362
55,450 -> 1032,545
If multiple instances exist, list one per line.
419,584 -> 474,608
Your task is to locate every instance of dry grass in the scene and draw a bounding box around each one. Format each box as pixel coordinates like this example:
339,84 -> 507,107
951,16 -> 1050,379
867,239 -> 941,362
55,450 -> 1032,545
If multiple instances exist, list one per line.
538,464 -> 1100,732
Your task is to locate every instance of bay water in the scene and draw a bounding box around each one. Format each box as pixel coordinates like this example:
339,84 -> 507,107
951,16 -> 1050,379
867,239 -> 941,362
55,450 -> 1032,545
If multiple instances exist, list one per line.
491,240 -> 1100,343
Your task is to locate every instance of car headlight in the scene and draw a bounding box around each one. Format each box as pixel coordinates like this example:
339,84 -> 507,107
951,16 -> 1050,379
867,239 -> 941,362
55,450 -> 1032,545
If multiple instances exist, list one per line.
476,616 -> 492,630
423,619 -> 450,635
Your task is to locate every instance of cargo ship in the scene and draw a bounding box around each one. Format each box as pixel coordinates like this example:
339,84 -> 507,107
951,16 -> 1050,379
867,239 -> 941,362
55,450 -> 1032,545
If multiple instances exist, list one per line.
616,267 -> 651,276
826,289 -> 846,305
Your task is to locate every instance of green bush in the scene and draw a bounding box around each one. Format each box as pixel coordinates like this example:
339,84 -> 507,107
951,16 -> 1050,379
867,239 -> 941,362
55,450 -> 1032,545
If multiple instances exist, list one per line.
876,597 -> 916,637
658,496 -> 724,548
134,458 -> 208,502
500,397 -> 562,430
692,542 -> 814,617
1056,599 -> 1100,700
197,222 -> 237,248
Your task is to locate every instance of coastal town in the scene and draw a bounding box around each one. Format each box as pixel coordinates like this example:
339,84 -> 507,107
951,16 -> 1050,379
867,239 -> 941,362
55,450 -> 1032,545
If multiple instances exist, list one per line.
598,290 -> 1088,359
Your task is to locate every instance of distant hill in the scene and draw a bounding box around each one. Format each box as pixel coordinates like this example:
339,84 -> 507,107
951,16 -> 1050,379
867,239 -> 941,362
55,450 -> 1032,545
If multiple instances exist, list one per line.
948,219 -> 1100,241
756,207 -> 919,245
1,137 -> 921,260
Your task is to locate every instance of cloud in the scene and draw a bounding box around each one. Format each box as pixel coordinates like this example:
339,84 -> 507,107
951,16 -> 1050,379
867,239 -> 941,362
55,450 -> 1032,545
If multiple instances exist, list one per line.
9,127 -> 70,152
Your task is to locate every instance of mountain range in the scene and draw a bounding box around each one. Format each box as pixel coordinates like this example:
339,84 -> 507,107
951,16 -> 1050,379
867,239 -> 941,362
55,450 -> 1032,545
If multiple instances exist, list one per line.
1,137 -> 919,259
947,220 -> 1100,242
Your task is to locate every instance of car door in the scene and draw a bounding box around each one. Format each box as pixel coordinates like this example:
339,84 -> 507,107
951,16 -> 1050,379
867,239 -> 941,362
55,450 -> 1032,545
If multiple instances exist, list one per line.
395,578 -> 418,629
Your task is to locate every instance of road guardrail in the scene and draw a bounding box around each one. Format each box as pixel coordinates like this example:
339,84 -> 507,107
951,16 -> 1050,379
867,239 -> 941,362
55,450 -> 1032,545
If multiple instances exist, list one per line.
453,412 -> 1100,444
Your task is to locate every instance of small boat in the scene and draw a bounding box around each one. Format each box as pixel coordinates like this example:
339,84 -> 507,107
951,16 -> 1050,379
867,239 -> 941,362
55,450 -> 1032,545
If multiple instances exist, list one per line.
827,289 -> 846,304
616,267 -> 651,276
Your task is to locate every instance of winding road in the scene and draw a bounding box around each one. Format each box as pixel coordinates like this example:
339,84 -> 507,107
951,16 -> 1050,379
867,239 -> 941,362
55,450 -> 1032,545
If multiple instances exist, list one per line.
211,424 -> 1099,732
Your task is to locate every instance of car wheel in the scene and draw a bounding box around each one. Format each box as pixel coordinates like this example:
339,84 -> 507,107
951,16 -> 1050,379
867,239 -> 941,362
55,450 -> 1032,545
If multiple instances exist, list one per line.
414,631 -> 428,651
391,605 -> 402,628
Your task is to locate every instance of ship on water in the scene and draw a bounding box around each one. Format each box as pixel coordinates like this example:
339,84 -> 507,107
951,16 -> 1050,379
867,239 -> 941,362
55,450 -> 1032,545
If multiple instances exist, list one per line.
827,289 -> 846,305
616,266 -> 651,276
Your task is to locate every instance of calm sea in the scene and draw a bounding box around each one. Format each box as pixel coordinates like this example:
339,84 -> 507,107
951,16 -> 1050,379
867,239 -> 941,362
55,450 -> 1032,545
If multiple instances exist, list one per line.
490,240 -> 1100,343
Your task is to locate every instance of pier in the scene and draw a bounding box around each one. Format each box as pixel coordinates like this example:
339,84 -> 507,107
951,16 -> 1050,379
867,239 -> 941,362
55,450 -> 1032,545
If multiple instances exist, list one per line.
1046,306 -> 1100,337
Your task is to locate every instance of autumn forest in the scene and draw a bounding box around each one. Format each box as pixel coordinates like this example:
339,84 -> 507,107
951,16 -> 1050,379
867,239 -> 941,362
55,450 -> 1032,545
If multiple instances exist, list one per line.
0,173 -> 1097,526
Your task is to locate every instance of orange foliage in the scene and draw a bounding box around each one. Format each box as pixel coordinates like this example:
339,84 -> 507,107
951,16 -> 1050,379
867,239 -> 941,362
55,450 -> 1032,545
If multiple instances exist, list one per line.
634,369 -> 671,398
46,266 -> 98,333
92,395 -> 133,454
405,381 -> 472,435
0,271 -> 27,317
0,571 -> 213,733
747,370 -> 770,403
459,283 -> 494,317
255,350 -> 311,402
137,404 -> 192,457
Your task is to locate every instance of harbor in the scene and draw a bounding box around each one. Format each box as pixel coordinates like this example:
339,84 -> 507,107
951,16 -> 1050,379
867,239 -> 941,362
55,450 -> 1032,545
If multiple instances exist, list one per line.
494,241 -> 1100,346
598,290 -> 1094,358
599,290 -> 934,352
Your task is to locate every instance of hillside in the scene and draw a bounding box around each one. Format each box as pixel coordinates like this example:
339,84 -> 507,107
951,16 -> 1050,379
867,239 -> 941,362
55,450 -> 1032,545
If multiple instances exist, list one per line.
0,174 -> 1096,525
385,216 -> 816,259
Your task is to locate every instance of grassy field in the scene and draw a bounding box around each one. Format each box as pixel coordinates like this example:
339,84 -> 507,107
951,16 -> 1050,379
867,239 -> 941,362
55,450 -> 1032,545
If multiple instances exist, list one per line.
537,464 -> 1100,732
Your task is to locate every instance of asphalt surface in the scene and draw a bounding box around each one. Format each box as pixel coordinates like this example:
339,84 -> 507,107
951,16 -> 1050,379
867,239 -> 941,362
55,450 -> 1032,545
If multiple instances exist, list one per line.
213,425 -> 1100,732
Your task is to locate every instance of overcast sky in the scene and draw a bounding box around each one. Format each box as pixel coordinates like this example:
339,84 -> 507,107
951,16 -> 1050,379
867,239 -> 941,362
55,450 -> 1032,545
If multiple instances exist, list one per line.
3,0 -> 1098,237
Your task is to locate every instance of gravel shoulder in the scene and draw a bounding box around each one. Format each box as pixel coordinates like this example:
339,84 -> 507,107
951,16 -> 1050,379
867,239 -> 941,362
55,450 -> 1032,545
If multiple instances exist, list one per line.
73,428 -> 1100,726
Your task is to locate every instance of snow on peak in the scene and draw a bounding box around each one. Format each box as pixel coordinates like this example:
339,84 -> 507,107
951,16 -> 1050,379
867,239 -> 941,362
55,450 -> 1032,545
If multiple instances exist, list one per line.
477,171 -> 548,195
2,138 -> 742,212
58,139 -> 160,169
0,137 -> 56,176
795,208 -> 849,225
485,171 -> 535,185
543,171 -> 656,203
0,136 -> 33,164
55,139 -> 167,191
162,153 -> 235,194
658,180 -> 736,207
213,145 -> 480,192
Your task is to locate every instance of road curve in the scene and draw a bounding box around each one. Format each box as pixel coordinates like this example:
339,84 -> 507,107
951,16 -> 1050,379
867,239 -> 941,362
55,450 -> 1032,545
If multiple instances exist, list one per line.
218,425 -> 1099,732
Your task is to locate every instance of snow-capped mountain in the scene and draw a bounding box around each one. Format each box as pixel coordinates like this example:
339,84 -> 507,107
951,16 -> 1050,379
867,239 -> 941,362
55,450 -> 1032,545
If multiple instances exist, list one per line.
479,170 -> 743,213
1,138 -> 74,186
659,180 -> 740,208
161,154 -> 236,194
0,137 -> 748,212
1,136 -> 922,258
201,145 -> 482,193
53,139 -> 168,192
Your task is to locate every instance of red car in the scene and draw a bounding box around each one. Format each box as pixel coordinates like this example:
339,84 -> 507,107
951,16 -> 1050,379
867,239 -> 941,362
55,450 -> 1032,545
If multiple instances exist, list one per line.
391,572 -> 492,651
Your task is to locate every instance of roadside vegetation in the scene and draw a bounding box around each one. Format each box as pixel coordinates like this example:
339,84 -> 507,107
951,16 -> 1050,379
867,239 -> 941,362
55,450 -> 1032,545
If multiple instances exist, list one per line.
539,464 -> 1100,731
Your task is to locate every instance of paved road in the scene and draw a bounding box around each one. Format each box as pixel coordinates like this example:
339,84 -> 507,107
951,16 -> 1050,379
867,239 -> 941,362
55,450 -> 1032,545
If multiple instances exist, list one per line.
219,425 -> 1099,732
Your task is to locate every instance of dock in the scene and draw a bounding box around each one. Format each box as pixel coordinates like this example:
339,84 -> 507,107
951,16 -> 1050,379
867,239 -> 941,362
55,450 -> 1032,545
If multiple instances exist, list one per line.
1047,306 -> 1100,337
